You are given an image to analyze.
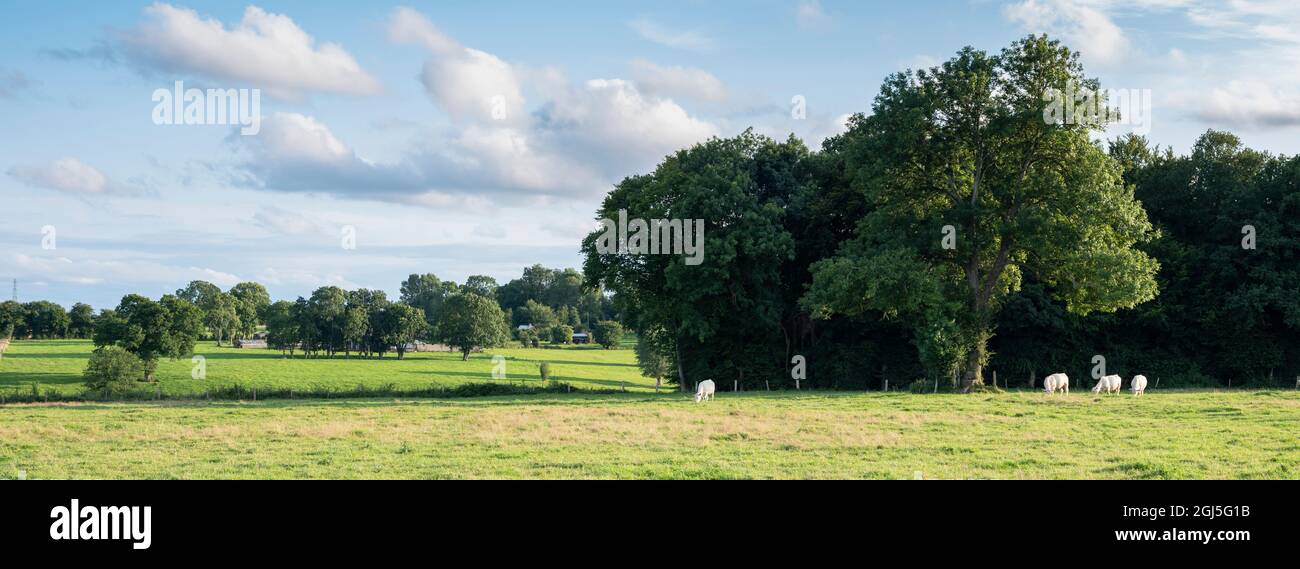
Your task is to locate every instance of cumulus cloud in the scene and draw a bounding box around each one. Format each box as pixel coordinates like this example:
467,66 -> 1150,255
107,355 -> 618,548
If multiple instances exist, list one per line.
120,3 -> 379,99
1011,0 -> 1300,131
231,8 -> 719,206
627,17 -> 714,50
1187,80 -> 1300,128
8,158 -> 112,194
1004,0 -> 1128,65
630,60 -> 726,102
388,7 -> 526,124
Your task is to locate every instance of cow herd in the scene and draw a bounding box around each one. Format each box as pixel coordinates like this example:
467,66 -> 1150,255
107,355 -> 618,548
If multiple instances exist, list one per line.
1042,373 -> 1148,396
691,373 -> 1152,402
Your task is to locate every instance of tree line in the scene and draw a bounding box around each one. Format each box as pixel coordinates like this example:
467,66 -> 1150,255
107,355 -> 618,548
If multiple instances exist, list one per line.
1,265 -> 621,385
589,35 -> 1300,392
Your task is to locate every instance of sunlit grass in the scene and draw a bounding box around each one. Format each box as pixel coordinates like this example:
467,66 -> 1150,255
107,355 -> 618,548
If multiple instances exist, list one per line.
2,390 -> 1296,479
0,339 -> 654,397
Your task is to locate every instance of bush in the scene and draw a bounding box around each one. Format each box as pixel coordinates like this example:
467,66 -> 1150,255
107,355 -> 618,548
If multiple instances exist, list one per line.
538,361 -> 552,381
84,346 -> 145,396
592,320 -> 624,349
550,324 -> 573,344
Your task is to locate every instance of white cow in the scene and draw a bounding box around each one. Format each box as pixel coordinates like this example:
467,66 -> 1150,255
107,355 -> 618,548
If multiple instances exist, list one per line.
1043,373 -> 1069,395
1131,375 -> 1148,396
1092,374 -> 1122,394
695,379 -> 716,403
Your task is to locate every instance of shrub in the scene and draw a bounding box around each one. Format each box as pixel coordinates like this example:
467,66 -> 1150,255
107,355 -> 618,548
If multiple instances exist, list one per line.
538,361 -> 552,381
84,346 -> 145,396
551,324 -> 573,344
592,320 -> 624,349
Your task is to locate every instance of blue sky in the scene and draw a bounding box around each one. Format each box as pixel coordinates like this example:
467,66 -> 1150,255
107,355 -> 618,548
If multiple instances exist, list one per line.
3,0 -> 1299,308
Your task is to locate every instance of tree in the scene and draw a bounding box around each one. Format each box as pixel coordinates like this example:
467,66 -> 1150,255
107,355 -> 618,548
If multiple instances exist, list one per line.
802,36 -> 1159,390
550,324 -> 573,344
83,346 -> 145,396
24,301 -> 70,338
400,273 -> 459,338
461,275 -> 498,299
264,300 -> 299,356
519,299 -> 557,330
229,282 -> 271,340
635,329 -> 672,392
381,303 -> 428,359
93,294 -> 202,381
0,301 -> 26,338
309,287 -> 348,356
592,320 -> 624,350
349,289 -> 390,357
341,306 -> 369,358
437,293 -> 509,360
204,292 -> 240,346
68,303 -> 96,338
175,281 -> 221,307
582,131 -> 798,389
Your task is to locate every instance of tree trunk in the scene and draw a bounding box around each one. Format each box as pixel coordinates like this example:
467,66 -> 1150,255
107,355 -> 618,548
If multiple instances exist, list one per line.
461,349 -> 470,361
962,335 -> 987,392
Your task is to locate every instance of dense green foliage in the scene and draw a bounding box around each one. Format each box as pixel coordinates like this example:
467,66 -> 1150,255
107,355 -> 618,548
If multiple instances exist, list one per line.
82,346 -> 145,395
592,320 -> 625,349
583,36 -> 1300,391
436,293 -> 510,360
92,294 -> 203,381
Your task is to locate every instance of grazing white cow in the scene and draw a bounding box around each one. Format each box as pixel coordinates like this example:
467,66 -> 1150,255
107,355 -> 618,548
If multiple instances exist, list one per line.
1092,374 -> 1122,394
1131,375 -> 1148,396
695,379 -> 716,403
1043,373 -> 1069,395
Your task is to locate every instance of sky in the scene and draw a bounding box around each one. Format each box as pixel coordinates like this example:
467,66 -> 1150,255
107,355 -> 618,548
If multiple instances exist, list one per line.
2,0 -> 1299,309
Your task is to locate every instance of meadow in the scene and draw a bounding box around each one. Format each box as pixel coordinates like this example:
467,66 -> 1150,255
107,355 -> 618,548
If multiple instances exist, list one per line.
0,339 -> 655,398
1,340 -> 1298,479
1,390 -> 1297,479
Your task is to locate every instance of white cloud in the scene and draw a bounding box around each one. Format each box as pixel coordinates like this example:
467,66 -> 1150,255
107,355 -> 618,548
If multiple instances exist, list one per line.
231,8 -> 720,205
630,59 -> 727,102
12,253 -> 243,288
388,7 -> 526,124
627,17 -> 714,50
249,205 -> 322,236
1004,0 -> 1129,65
796,1 -> 829,30
121,3 -> 379,99
1187,80 -> 1300,128
8,158 -> 110,194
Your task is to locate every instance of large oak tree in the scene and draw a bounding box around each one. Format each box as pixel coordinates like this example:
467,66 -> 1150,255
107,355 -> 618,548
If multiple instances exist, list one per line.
802,36 -> 1159,389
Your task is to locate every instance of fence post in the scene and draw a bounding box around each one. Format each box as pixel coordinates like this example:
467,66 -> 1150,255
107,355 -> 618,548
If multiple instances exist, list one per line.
883,379 -> 889,392
993,371 -> 998,389
733,380 -> 738,392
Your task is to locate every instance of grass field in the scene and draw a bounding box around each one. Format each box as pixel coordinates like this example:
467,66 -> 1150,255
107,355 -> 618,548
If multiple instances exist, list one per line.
2,339 -> 1298,479
1,391 -> 1297,479
0,339 -> 654,398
